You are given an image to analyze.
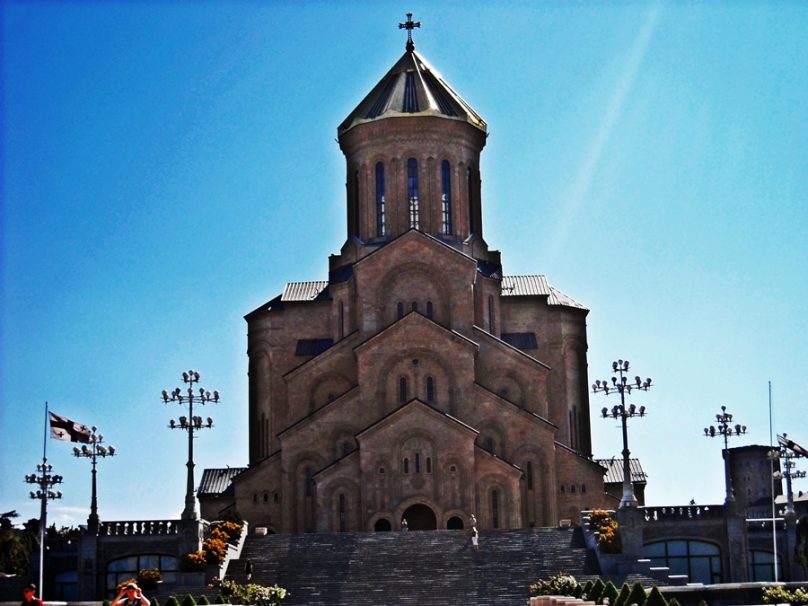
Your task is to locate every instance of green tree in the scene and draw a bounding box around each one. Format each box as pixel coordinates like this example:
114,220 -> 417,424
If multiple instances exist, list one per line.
588,579 -> 606,604
197,596 -> 210,605
626,581 -> 647,606
0,513 -> 38,575
164,596 -> 180,606
182,594 -> 197,606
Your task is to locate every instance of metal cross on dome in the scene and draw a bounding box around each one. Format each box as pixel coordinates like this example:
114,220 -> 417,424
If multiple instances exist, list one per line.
399,13 -> 421,52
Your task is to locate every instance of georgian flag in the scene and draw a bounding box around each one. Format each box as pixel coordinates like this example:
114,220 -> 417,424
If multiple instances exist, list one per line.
49,411 -> 92,443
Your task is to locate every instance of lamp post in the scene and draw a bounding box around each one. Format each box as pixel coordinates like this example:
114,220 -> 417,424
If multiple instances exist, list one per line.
772,434 -> 806,515
703,405 -> 746,504
161,370 -> 220,520
592,359 -> 653,508
72,427 -> 116,533
24,460 -> 63,596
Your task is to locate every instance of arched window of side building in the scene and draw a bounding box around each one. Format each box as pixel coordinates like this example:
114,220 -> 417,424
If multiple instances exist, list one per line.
399,377 -> 408,402
426,376 -> 435,402
338,493 -> 347,532
491,489 -> 500,528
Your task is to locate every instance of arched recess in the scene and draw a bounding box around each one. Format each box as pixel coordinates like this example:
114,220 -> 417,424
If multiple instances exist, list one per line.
322,479 -> 360,532
249,348 -> 272,459
291,454 -> 325,533
475,420 -> 508,459
330,428 -> 358,459
490,373 -> 525,406
374,518 -> 392,532
446,516 -> 464,530
309,372 -> 353,413
375,348 -> 458,415
377,262 -> 451,327
402,503 -> 437,530
512,445 -> 551,527
477,473 -> 512,529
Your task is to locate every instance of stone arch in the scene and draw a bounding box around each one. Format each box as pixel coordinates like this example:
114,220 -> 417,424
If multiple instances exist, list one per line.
290,453 -> 326,533
395,494 -> 440,531
375,348 -> 459,415
443,508 -> 467,530
475,419 -> 508,459
377,262 -> 451,327
477,473 -> 512,529
490,373 -> 525,406
310,372 -> 353,412
321,478 -> 360,532
512,444 -> 552,527
330,427 -> 358,460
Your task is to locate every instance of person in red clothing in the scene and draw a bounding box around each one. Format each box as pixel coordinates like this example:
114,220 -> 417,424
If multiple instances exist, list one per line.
21,583 -> 43,606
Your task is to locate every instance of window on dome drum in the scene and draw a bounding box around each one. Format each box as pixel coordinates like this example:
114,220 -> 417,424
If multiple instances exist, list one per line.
491,489 -> 500,528
426,376 -> 434,402
338,493 -> 347,532
399,377 -> 408,402
375,162 -> 386,237
748,550 -> 782,582
441,160 -> 452,234
467,167 -> 475,233
408,158 -> 420,228
397,302 -> 404,319
644,540 -> 723,584
352,170 -> 360,237
426,301 -> 434,319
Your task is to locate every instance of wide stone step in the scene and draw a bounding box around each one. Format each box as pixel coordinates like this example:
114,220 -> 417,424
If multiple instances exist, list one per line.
226,527 -> 599,606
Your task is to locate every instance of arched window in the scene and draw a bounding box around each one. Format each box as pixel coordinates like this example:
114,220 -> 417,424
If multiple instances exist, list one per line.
338,493 -> 347,532
399,377 -> 408,402
375,162 -> 386,237
426,457 -> 432,473
352,170 -> 360,237
645,540 -> 723,584
412,301 -> 418,312
415,453 -> 421,473
426,376 -> 435,402
397,302 -> 404,319
407,158 -> 419,229
441,160 -> 452,234
305,467 -> 314,497
488,295 -> 495,333
342,441 -> 352,456
749,550 -> 782,582
491,489 -> 500,528
403,457 -> 409,474
467,167 -> 476,234
374,518 -> 392,532
263,492 -> 268,503
426,301 -> 434,319
526,461 -> 533,490
338,301 -> 345,339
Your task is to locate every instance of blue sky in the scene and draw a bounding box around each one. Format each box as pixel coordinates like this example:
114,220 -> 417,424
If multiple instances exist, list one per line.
2,1 -> 806,527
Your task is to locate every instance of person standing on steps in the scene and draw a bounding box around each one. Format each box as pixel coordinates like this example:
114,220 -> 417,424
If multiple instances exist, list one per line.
401,518 -> 408,531
471,525 -> 479,551
244,559 -> 253,582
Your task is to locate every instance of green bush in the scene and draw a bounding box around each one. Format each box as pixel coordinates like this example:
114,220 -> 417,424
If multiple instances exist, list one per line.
668,598 -> 681,606
626,581 -> 647,606
182,594 -> 197,606
643,586 -> 668,606
529,573 -> 579,597
197,596 -> 210,605
615,583 -> 631,606
151,598 -> 160,606
582,580 -> 594,598
573,584 -> 584,598
762,585 -> 808,606
602,581 -> 619,605
164,597 -> 180,606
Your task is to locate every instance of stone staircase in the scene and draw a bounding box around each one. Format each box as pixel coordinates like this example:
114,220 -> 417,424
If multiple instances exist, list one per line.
226,527 -> 600,606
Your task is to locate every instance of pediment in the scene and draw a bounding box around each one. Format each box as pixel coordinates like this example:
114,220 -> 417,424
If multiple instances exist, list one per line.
355,310 -> 478,357
356,399 -> 478,445
354,229 -> 477,276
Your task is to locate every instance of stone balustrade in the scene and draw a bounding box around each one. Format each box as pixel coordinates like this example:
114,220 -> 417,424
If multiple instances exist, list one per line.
641,505 -> 725,522
99,519 -> 181,536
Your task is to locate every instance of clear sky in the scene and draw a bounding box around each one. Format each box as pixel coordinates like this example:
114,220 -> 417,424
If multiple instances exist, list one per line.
2,1 -> 806,528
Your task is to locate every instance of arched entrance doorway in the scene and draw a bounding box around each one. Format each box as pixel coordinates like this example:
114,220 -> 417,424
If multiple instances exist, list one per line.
402,504 -> 437,530
374,518 -> 392,532
446,516 -> 464,530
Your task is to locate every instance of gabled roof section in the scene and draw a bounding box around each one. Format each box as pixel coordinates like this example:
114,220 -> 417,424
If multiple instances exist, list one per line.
356,399 -> 478,442
354,228 -> 478,271
501,275 -> 588,311
472,326 -> 551,370
355,310 -> 478,355
339,48 -> 487,135
198,467 -> 247,497
595,457 -> 648,485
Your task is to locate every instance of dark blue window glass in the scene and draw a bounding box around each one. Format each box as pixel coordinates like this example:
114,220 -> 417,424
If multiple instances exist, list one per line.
375,162 -> 386,237
408,158 -> 419,229
441,160 -> 452,234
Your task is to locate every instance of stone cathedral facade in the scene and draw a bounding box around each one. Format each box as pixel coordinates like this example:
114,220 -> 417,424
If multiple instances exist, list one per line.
209,27 -> 612,533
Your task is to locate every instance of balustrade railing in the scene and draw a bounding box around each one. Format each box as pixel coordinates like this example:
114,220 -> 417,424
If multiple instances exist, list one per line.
99,519 -> 180,536
641,504 -> 725,521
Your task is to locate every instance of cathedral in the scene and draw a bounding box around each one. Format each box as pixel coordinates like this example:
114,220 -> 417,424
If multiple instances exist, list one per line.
206,18 -> 612,533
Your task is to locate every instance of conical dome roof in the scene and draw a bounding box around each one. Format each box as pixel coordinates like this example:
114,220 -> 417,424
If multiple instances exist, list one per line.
338,46 -> 487,136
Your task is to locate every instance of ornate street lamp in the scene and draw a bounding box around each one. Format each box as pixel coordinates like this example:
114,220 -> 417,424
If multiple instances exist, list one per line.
703,405 -> 746,504
161,370 -> 220,520
24,461 -> 63,595
772,434 -> 806,515
592,359 -> 653,508
72,427 -> 116,533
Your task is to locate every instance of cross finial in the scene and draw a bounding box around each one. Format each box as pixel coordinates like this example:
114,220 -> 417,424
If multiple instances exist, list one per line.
398,12 -> 420,52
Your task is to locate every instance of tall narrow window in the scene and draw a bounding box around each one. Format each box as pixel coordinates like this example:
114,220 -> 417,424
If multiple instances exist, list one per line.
399,377 -> 408,402
397,302 -> 404,319
408,158 -> 419,229
426,376 -> 434,402
412,301 -> 418,312
375,162 -> 386,237
338,493 -> 346,532
527,461 -> 534,490
468,167 -> 476,234
488,295 -> 495,333
426,301 -> 434,319
305,467 -> 313,497
426,457 -> 432,473
415,453 -> 421,473
492,489 -> 500,528
403,458 -> 409,474
441,160 -> 452,234
338,301 -> 345,339
352,170 -> 360,237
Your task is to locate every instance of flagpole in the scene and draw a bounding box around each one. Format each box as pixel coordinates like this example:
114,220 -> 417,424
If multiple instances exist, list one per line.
39,402 -> 48,597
